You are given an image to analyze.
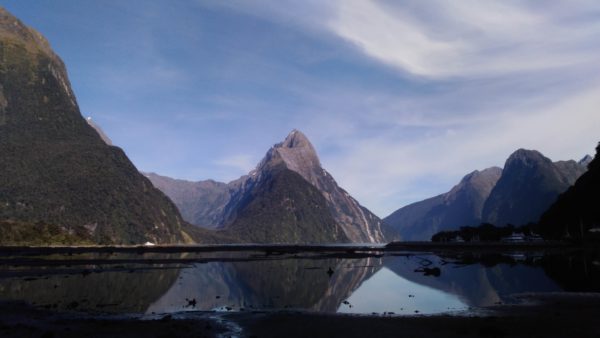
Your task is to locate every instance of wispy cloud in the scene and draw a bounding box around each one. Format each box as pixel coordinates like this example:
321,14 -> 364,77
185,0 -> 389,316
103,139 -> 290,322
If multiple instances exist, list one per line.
318,83 -> 600,215
328,0 -> 600,78
104,1 -> 600,215
11,1 -> 598,217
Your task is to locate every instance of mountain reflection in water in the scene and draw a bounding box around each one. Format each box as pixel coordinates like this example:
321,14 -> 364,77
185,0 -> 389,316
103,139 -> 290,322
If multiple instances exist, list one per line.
147,258 -> 380,313
0,249 -> 597,315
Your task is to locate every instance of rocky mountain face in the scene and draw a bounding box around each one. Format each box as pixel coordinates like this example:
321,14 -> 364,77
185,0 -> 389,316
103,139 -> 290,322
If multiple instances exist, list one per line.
482,149 -> 587,227
244,130 -> 385,243
538,143 -> 600,240
0,8 -> 189,244
384,149 -> 589,241
148,130 -> 387,243
384,167 -> 502,241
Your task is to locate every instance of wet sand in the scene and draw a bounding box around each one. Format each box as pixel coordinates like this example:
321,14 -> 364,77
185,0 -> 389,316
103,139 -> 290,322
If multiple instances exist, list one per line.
1,293 -> 599,338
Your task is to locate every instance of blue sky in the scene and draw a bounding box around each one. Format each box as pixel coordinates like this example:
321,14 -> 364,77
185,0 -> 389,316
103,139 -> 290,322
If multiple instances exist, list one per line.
3,0 -> 600,216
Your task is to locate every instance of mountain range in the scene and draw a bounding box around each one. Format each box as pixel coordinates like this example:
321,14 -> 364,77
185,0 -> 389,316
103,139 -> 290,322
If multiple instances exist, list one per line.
383,167 -> 502,241
384,149 -> 589,241
147,130 -> 387,243
1,7 -> 597,245
482,149 -> 587,226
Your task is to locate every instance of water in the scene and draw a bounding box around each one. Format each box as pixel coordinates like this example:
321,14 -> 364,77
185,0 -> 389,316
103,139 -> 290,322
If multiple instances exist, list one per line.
0,248 -> 598,316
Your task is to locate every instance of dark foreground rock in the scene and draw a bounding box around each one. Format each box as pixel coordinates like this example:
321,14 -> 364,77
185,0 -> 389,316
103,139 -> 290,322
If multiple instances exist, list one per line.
0,302 -> 227,338
1,293 -> 599,338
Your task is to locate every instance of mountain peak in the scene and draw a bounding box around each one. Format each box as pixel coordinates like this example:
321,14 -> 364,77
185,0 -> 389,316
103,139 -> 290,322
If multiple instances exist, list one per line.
483,148 -> 582,227
0,7 -> 54,57
278,129 -> 312,149
505,149 -> 550,169
248,130 -> 385,243
0,7 -> 74,107
263,130 -> 322,183
509,148 -> 543,159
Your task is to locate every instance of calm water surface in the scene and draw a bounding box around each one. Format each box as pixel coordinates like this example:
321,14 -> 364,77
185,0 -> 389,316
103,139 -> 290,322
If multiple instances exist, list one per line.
0,249 -> 597,316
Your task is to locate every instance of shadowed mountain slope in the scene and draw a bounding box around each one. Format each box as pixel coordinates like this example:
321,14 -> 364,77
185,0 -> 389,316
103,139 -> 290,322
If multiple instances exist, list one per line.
144,173 -> 230,229
0,8 -> 189,244
384,149 -> 588,241
538,143 -> 600,240
482,149 -> 586,226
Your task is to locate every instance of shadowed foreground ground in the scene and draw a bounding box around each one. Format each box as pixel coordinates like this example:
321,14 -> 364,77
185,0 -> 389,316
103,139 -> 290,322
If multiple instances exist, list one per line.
0,293 -> 599,338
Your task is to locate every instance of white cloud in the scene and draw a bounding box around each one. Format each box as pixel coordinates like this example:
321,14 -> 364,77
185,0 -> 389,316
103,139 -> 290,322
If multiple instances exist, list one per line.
330,1 -> 463,77
319,83 -> 600,216
178,2 -> 600,217
80,1 -> 600,218
327,0 -> 600,78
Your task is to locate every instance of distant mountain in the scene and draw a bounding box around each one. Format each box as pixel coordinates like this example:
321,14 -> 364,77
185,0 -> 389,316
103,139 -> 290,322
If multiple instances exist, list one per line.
0,8 -> 190,244
384,149 -> 589,241
538,143 -> 600,240
383,167 -> 502,241
482,149 -> 587,226
148,130 -> 387,243
144,173 -> 230,229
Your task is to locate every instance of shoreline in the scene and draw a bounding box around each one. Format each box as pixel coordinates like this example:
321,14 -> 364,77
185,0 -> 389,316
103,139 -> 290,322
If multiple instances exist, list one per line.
0,241 -> 585,256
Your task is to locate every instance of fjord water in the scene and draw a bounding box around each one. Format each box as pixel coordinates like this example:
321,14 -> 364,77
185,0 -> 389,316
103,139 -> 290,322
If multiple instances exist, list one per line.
0,249 -> 597,316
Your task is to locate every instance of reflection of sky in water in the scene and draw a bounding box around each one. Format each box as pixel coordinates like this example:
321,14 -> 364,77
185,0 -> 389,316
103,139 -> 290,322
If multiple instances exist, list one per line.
0,251 -> 595,316
338,267 -> 468,314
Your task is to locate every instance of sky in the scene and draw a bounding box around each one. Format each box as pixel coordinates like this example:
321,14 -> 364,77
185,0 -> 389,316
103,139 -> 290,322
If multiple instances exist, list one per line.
3,0 -> 600,217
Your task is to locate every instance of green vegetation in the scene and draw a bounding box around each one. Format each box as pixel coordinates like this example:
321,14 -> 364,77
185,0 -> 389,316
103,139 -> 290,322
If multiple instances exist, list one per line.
0,220 -> 92,245
219,166 -> 349,243
0,9 -> 188,245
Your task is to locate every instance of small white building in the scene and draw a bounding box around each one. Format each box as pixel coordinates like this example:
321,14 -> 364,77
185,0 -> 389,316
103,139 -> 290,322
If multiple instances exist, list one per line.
501,232 -> 526,243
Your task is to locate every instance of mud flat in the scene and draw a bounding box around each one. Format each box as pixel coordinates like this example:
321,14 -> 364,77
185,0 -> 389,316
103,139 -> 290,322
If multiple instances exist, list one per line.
231,293 -> 600,338
1,293 -> 599,338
